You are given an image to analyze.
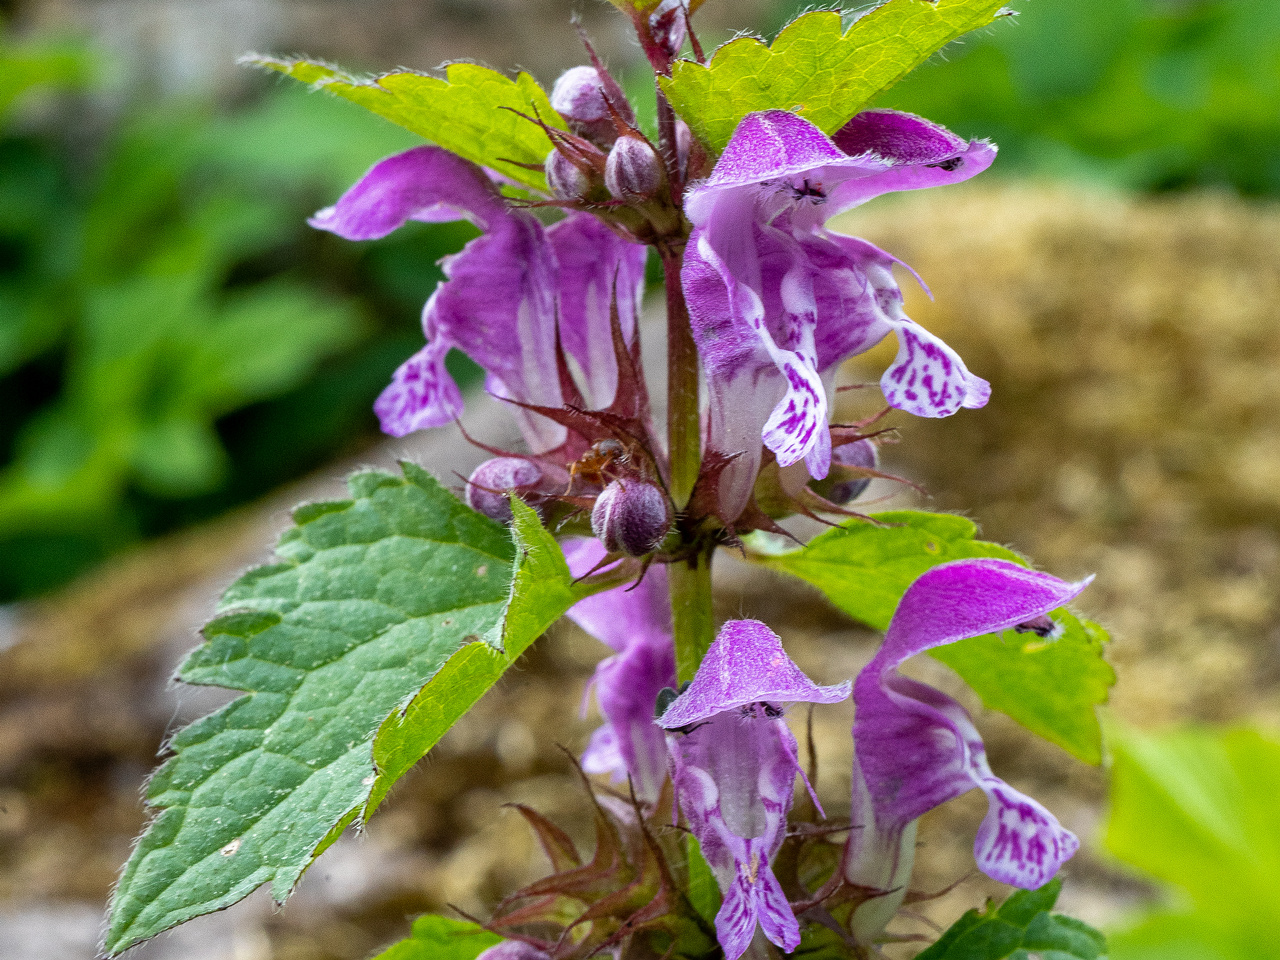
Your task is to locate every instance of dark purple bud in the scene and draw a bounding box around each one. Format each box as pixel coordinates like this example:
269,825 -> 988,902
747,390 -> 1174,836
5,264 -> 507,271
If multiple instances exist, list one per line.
591,479 -> 672,556
648,0 -> 688,58
816,438 -> 879,504
605,136 -> 664,202
545,149 -> 593,202
466,457 -> 544,525
551,65 -> 634,144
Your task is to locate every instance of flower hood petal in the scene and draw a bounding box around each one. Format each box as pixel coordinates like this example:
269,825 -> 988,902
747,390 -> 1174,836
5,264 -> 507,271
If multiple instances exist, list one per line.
310,145 -> 508,240
659,619 -> 850,729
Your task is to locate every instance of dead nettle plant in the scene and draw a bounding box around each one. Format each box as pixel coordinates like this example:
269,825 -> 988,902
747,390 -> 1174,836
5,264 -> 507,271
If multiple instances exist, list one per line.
105,3 -> 1114,959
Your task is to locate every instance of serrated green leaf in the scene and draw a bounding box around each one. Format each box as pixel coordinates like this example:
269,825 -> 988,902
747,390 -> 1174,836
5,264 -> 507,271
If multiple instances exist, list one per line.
366,497 -> 607,814
748,511 -> 1113,764
915,880 -> 1107,959
661,2 -> 1013,153
1103,726 -> 1280,960
247,56 -> 564,191
372,914 -> 502,960
105,464 -> 519,955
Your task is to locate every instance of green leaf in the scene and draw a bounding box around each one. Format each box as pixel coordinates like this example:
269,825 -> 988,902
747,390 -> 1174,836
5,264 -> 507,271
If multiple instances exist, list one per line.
366,496 -> 606,814
748,511 -> 1114,764
660,2 -> 1014,153
105,464 -> 520,954
371,914 -> 502,960
247,56 -> 565,191
0,35 -> 95,118
915,880 -> 1107,959
684,834 -> 721,927
1103,725 -> 1280,960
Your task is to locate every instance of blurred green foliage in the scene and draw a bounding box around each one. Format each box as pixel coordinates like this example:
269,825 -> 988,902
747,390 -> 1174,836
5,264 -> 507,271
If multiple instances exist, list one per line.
1103,725 -> 1280,959
771,0 -> 1280,195
0,32 -> 478,601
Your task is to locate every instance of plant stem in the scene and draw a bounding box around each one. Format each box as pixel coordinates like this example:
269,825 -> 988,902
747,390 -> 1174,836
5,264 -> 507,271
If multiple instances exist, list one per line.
670,550 -> 715,684
658,232 -> 712,682
659,242 -> 700,510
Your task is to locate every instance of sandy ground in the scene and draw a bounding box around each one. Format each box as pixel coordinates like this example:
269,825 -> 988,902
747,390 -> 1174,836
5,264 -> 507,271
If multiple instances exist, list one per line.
1,183 -> 1278,958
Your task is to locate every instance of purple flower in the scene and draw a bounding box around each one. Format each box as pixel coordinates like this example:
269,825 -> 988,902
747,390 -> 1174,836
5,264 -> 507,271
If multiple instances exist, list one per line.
681,110 -> 995,520
562,538 -> 676,802
658,619 -> 850,960
848,558 -> 1091,916
311,146 -> 646,448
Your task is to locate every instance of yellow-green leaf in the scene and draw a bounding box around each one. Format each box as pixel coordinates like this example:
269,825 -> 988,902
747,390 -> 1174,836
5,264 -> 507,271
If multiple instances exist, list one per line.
660,2 -> 1014,153
247,56 -> 564,190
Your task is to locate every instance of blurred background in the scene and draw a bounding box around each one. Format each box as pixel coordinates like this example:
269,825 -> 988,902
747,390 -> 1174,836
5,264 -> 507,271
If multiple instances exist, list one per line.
1,0 -> 1278,957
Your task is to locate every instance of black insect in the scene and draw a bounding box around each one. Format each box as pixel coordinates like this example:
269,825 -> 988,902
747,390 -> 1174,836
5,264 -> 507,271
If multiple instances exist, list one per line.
741,701 -> 785,719
787,178 -> 827,202
925,156 -> 964,172
1013,614 -> 1059,639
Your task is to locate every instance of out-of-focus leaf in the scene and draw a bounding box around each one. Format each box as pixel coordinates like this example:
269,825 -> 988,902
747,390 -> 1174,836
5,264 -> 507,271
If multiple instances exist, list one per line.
181,282 -> 363,413
1103,725 -> 1280,959
915,880 -> 1107,959
198,85 -> 422,194
748,511 -> 1113,763
371,915 -> 501,960
660,2 -> 1013,152
0,34 -> 94,117
105,466 -> 517,954
247,57 -> 564,191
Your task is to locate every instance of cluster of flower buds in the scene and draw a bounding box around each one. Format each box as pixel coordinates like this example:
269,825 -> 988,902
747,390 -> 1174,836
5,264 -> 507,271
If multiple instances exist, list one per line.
542,60 -> 686,241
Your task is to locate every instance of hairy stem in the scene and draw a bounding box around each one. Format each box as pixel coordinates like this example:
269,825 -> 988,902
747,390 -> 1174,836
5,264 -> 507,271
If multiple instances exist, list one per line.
670,550 -> 715,684
660,242 -> 700,509
658,238 -> 712,681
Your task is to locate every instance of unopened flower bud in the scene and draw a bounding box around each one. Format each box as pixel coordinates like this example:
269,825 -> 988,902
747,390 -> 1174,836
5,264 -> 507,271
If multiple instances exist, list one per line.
648,0 -> 689,58
551,65 -> 634,145
466,457 -> 544,525
813,438 -> 879,504
545,149 -> 594,202
591,479 -> 672,556
605,136 -> 664,202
